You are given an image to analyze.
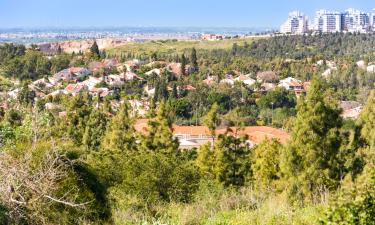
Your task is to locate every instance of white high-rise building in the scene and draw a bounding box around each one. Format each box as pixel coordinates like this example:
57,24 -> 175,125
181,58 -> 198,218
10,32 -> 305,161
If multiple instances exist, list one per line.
280,11 -> 309,34
371,9 -> 375,31
314,10 -> 342,33
341,8 -> 370,33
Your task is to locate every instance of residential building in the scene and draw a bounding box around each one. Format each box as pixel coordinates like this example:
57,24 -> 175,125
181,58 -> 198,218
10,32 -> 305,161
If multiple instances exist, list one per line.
64,83 -> 88,95
105,74 -> 125,86
234,74 -> 256,86
278,77 -> 304,95
81,76 -> 103,90
341,8 -> 370,33
53,67 -> 90,82
315,10 -> 342,33
280,11 -> 309,34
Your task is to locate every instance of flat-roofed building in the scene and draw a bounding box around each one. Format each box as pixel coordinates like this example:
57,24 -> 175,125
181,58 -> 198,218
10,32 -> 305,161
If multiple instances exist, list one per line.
280,11 -> 309,34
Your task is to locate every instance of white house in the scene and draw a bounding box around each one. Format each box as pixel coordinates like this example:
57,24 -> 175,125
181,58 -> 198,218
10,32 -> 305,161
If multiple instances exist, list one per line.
234,74 -> 256,86
81,76 -> 103,90
105,74 -> 125,86
278,77 -> 304,92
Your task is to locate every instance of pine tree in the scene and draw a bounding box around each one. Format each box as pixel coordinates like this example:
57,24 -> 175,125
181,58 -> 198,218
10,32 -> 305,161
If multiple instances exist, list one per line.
196,143 -> 215,178
101,102 -> 136,153
140,101 -> 179,154
357,90 -> 375,149
65,93 -> 92,144
252,139 -> 283,190
82,109 -> 108,151
212,134 -> 251,186
204,103 -> 221,143
92,102 -> 136,187
281,78 -> 343,201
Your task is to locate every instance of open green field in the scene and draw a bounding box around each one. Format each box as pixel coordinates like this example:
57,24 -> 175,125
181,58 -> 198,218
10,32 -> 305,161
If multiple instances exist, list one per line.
107,37 -> 266,56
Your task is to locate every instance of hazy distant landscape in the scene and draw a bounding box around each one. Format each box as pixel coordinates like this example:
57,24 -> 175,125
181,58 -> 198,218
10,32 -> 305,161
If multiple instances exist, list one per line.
0,27 -> 275,44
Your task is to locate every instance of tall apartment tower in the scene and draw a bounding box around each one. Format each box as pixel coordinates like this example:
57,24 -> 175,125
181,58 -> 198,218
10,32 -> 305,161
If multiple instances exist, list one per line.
314,10 -> 342,33
280,11 -> 309,34
341,8 -> 370,33
371,9 -> 375,31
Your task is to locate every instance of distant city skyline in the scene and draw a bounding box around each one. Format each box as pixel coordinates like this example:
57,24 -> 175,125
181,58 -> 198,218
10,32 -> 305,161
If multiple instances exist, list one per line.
0,0 -> 374,28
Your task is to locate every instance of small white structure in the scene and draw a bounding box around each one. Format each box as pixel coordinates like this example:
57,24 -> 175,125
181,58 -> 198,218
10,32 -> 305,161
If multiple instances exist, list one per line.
144,85 -> 156,96
322,68 -> 332,77
145,68 -> 161,76
220,78 -> 235,86
367,65 -> 375,73
356,60 -> 367,70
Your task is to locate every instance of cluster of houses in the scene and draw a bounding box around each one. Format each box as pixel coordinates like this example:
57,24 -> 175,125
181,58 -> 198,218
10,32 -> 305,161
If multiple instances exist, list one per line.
203,72 -> 309,96
319,59 -> 375,77
6,55 -> 367,120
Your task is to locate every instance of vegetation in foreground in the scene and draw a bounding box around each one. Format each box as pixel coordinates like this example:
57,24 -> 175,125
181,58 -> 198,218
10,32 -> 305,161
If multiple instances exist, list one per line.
0,33 -> 375,224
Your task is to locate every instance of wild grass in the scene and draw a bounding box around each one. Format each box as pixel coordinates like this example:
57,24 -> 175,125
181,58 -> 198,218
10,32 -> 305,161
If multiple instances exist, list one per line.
107,37 -> 264,57
111,181 -> 325,225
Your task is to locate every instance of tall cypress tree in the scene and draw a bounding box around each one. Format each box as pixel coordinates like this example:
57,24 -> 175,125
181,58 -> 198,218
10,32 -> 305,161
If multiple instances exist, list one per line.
190,48 -> 198,72
90,40 -> 100,59
180,54 -> 187,76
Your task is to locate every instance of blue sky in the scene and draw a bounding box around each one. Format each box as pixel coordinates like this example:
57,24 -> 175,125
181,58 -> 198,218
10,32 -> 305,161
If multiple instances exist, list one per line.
0,0 -> 374,28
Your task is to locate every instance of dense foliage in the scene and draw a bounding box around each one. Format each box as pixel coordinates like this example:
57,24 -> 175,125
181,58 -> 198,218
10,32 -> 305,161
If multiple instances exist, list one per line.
1,34 -> 375,224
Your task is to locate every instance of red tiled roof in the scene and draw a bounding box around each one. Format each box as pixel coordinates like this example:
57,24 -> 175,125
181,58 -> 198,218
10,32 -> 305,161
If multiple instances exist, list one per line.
65,84 -> 85,93
288,81 -> 303,87
134,119 -> 290,145
181,85 -> 196,91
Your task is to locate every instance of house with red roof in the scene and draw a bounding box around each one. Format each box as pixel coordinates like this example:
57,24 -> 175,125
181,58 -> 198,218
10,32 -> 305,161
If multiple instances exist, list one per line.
278,77 -> 305,95
134,119 -> 290,150
64,83 -> 88,95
